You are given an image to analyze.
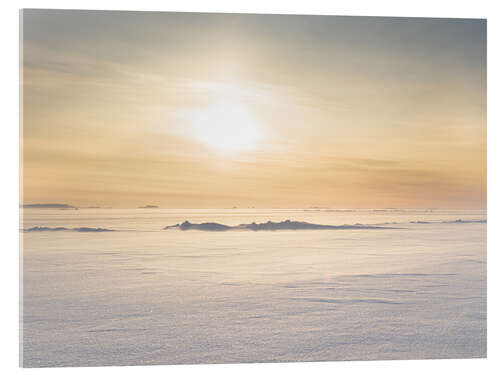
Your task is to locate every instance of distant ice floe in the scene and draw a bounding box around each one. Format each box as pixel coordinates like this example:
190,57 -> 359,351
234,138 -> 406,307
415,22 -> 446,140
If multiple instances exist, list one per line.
407,219 -> 486,224
368,219 -> 486,225
21,218 -> 486,233
23,226 -> 116,232
441,219 -> 486,224
21,203 -> 78,210
163,218 -> 486,232
163,220 -> 400,232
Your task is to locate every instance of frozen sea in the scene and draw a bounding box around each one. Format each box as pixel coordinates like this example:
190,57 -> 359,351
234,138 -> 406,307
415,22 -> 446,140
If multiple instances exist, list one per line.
21,208 -> 486,367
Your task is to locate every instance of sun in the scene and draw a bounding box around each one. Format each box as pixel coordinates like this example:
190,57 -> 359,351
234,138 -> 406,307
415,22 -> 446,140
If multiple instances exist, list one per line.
193,101 -> 260,153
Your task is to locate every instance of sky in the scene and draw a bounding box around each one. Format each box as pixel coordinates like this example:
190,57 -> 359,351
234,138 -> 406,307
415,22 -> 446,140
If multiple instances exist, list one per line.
21,10 -> 486,208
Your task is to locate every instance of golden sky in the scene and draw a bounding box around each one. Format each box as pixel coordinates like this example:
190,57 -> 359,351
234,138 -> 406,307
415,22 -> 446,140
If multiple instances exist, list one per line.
21,10 -> 486,208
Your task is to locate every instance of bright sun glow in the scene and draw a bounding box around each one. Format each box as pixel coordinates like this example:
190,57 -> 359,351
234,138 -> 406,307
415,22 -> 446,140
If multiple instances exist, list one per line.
193,101 -> 260,153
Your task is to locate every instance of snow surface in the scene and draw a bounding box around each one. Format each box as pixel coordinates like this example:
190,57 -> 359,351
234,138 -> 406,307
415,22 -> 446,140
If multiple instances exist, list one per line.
21,208 -> 486,367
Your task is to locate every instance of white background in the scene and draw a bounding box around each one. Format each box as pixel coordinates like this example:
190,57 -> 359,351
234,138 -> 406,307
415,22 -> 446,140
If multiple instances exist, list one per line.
1,0 -> 498,374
